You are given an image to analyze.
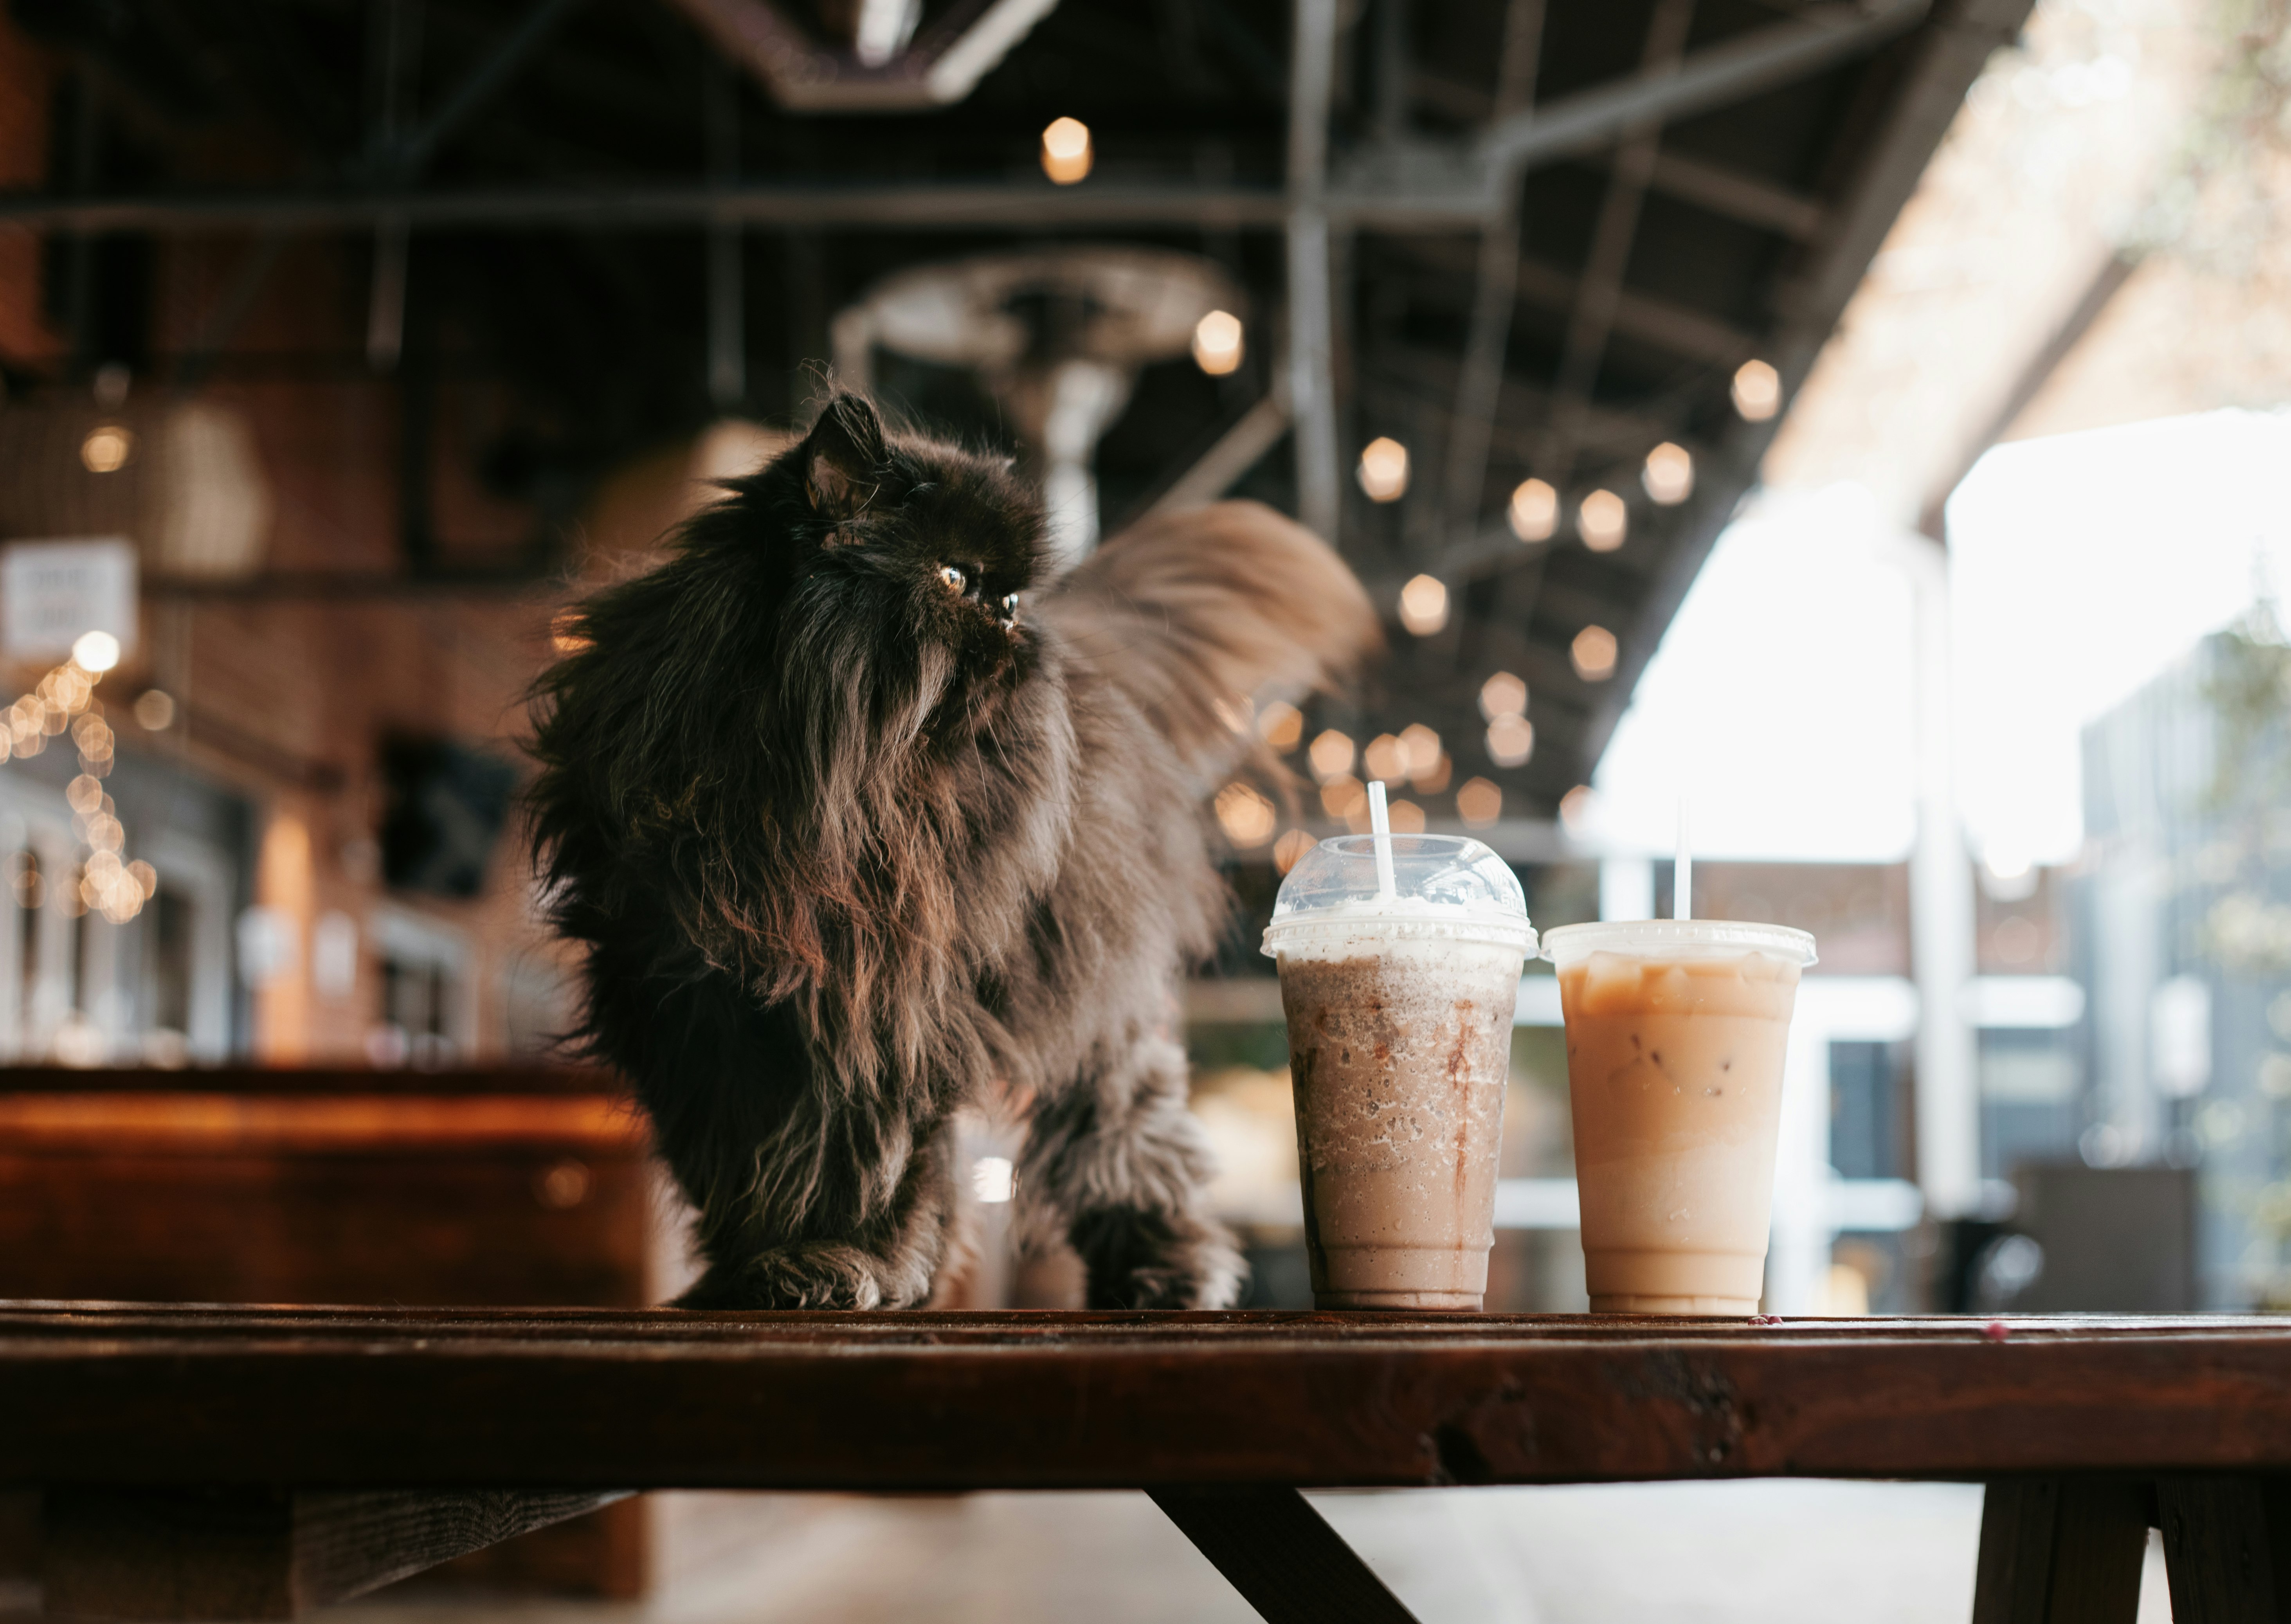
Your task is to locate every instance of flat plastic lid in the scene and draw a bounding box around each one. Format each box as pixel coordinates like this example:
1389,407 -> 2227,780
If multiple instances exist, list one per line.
1538,918 -> 1816,967
1261,833 -> 1534,955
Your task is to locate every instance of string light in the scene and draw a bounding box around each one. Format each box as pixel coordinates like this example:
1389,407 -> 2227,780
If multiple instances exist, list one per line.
1732,359 -> 1781,421
1041,117 -> 1092,184
1486,713 -> 1535,768
1509,478 -> 1557,542
1398,574 -> 1447,636
1398,723 -> 1441,783
1192,310 -> 1244,375
1643,443 -> 1693,505
132,689 -> 175,730
1320,774 -> 1367,821
1273,828 -> 1315,874
1578,490 -> 1627,552
1214,782 -> 1278,847
1257,700 -> 1303,752
1308,729 -> 1356,782
1457,777 -> 1503,827
1357,438 -> 1409,502
1,643 -> 158,921
1363,733 -> 1407,783
1572,625 -> 1618,681
80,425 -> 133,474
1479,671 -> 1527,720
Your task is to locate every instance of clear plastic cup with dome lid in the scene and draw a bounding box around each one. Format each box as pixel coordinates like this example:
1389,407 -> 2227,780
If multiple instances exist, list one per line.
1261,797 -> 1535,1311
1540,918 -> 1817,1316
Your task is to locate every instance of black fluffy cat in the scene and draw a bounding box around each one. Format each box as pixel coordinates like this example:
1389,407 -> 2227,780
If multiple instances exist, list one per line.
528,394 -> 1376,1309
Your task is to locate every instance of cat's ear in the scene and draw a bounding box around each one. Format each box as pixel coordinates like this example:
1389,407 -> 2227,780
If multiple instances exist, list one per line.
803,394 -> 886,521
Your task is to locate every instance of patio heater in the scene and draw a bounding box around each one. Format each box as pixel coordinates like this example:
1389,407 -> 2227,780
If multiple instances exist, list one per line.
832,247 -> 1240,570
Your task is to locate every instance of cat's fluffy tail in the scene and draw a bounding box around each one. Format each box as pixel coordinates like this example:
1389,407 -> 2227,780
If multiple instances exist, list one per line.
1044,500 -> 1381,784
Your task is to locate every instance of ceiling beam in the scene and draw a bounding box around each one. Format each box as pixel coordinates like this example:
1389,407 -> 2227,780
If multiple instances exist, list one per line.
1286,0 -> 1342,541
662,0 -> 1062,112
1479,0 -> 1931,171
0,182 -> 1293,233
1440,0 -> 1547,535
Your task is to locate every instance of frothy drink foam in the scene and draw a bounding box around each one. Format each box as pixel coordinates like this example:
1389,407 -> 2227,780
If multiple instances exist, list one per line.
1278,938 -> 1522,1309
1556,944 -> 1805,1314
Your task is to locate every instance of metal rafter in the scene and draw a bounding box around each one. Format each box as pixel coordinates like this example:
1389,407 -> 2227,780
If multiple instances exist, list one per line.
1535,0 -> 1697,487
1439,0 -> 1545,537
1286,0 -> 1341,542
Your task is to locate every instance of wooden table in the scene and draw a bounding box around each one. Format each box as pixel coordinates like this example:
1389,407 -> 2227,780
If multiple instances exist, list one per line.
5,1305 -> 2288,1622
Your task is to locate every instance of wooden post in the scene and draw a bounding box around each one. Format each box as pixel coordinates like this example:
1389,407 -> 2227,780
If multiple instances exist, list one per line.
2155,1475 -> 2291,1623
1971,1477 -> 2147,1624
1148,1486 -> 1421,1624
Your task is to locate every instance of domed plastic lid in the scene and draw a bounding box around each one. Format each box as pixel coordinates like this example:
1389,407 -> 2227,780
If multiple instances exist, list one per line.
1538,918 -> 1817,967
1261,833 -> 1534,957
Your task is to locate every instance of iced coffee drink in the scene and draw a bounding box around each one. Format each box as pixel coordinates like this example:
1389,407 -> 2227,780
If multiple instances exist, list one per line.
1263,834 -> 1535,1310
1542,921 -> 1816,1315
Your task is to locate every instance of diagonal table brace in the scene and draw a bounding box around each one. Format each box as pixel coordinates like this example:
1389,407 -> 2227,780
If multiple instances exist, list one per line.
1149,1485 -> 1423,1624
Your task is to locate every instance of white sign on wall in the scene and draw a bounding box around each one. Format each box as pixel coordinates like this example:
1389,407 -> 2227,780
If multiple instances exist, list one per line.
0,538 -> 139,663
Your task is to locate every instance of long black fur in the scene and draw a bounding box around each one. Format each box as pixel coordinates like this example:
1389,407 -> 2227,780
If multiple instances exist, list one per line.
528,394 -> 1376,1309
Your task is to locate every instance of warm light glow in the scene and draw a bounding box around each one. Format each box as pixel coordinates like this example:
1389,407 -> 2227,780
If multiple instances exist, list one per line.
1257,700 -> 1303,752
1357,437 -> 1409,502
1398,574 -> 1447,636
1413,751 -> 1452,794
1508,477 -> 1557,542
80,425 -> 133,474
1559,784 -> 1596,831
132,689 -> 175,731
972,1156 -> 1014,1203
1479,670 -> 1527,720
1733,358 -> 1781,421
1041,117 -> 1093,184
1397,723 -> 1441,781
1571,624 -> 1618,681
1486,713 -> 1535,768
1320,774 -> 1367,820
71,631 -> 120,673
66,774 -> 104,814
1308,728 -> 1356,783
1388,799 -> 1426,834
550,611 -> 591,654
1214,782 -> 1279,847
71,713 -> 112,763
1273,828 -> 1315,874
1578,489 -> 1627,552
1192,310 -> 1244,376
1363,733 -> 1407,783
1456,777 -> 1502,827
1643,442 -> 1694,505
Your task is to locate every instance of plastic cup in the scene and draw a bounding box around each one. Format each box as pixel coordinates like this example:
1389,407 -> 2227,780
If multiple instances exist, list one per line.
1262,833 -> 1536,1310
1540,920 -> 1818,1315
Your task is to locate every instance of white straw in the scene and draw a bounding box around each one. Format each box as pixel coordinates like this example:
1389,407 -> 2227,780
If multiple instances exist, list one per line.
1674,794 -> 1693,921
1367,780 -> 1397,899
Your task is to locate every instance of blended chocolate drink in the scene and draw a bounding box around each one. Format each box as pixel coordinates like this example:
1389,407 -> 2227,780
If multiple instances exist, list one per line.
1263,833 -> 1535,1310
1542,921 -> 1817,1315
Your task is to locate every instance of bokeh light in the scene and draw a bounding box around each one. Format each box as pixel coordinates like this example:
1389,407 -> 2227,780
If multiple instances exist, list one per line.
1578,489 -> 1627,552
1643,442 -> 1694,505
1041,117 -> 1093,184
1509,477 -> 1557,542
1398,574 -> 1447,636
1732,358 -> 1781,421
1357,437 -> 1409,502
1486,713 -> 1535,768
1456,777 -> 1503,827
1192,310 -> 1244,375
1572,624 -> 1618,681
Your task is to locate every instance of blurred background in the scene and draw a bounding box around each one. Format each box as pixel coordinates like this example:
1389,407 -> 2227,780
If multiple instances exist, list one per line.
0,0 -> 2284,1614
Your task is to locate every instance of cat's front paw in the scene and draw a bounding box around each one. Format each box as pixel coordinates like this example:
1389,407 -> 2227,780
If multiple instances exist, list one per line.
1070,1207 -> 1247,1310
677,1242 -> 912,1310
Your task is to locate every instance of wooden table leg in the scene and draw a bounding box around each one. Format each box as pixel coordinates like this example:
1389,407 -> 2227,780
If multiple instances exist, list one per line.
2155,1475 -> 2291,1622
41,1488 -> 630,1620
1147,1486 -> 1422,1624
1971,1477 -> 2148,1624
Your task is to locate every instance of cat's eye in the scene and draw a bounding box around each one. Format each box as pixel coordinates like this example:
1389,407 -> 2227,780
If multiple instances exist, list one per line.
938,564 -> 969,593
1000,593 -> 1020,618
